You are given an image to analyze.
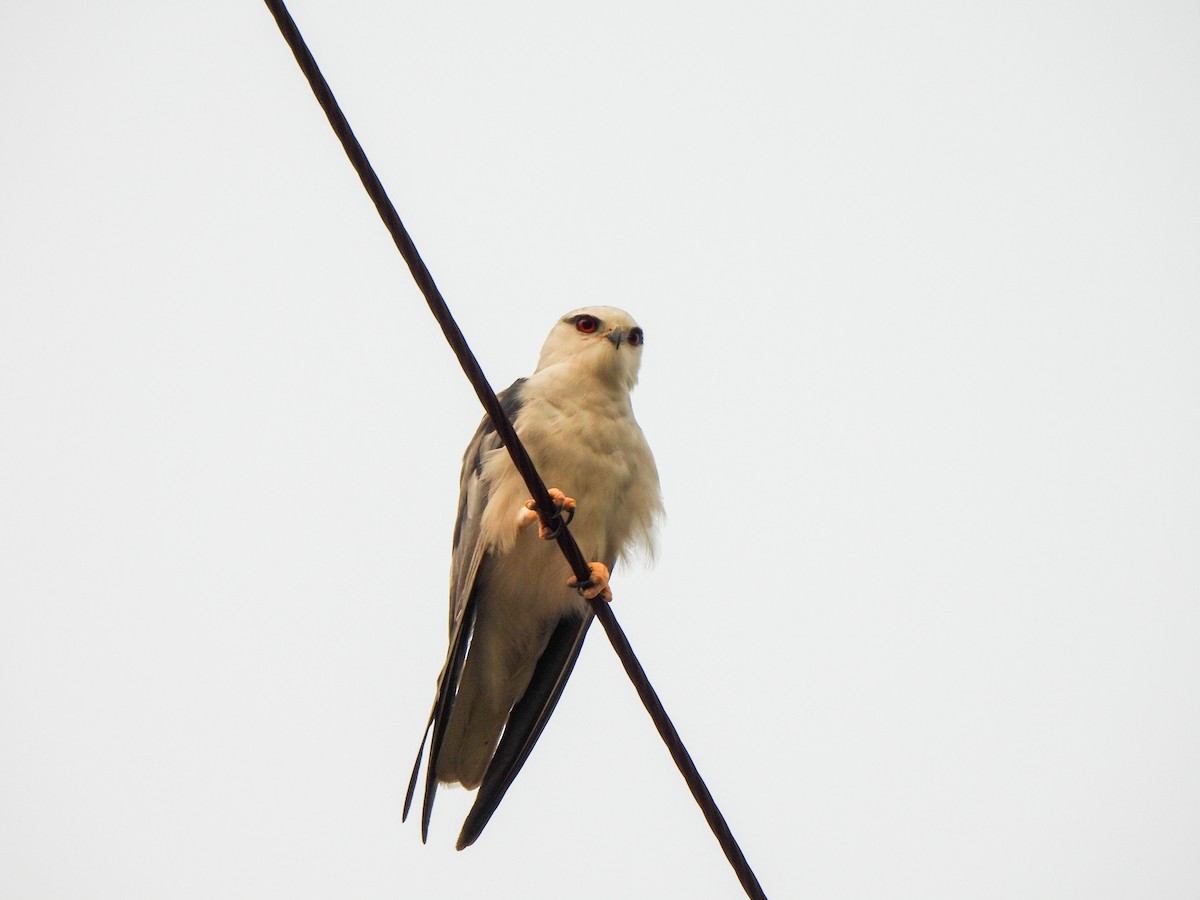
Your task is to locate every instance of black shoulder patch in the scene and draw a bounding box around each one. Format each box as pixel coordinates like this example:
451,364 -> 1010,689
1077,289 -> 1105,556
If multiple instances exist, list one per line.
481,378 -> 527,439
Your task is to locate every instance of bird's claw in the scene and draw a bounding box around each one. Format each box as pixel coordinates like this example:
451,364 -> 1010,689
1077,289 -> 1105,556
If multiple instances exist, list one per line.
519,488 -> 576,540
568,562 -> 612,602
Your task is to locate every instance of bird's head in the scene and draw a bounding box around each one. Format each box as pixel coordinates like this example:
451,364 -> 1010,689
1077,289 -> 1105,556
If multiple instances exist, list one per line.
534,306 -> 645,391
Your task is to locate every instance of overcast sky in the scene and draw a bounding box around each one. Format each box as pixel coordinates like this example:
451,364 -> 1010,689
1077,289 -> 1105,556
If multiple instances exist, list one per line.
3,2 -> 1198,898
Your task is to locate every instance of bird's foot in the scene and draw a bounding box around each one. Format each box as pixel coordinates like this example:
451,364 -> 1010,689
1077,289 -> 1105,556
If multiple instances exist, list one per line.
568,562 -> 612,602
517,488 -> 576,540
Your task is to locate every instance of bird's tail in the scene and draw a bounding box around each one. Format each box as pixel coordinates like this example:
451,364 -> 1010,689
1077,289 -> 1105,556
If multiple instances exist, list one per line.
435,688 -> 507,790
435,619 -> 547,789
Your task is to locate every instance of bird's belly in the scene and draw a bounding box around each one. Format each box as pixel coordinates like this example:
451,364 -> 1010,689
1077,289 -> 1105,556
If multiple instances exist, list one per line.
479,531 -> 589,628
527,443 -> 636,565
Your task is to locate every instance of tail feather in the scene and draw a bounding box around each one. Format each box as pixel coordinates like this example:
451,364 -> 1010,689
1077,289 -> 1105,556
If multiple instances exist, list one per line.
435,607 -> 552,789
436,686 -> 508,789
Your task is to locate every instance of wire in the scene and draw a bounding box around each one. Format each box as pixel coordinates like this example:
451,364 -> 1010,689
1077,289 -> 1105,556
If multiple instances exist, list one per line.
262,3 -> 768,897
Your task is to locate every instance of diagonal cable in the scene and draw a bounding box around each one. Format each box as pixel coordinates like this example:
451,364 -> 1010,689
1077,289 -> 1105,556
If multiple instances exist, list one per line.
262,3 -> 767,898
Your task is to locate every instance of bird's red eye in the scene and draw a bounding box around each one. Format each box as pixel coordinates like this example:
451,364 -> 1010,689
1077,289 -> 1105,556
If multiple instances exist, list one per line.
628,328 -> 644,347
575,315 -> 599,334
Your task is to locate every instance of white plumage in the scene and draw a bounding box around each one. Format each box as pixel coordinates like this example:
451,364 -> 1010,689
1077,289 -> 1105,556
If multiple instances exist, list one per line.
405,305 -> 662,845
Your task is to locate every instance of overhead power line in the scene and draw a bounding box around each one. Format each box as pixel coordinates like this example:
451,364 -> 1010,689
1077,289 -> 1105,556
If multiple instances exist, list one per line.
262,3 -> 768,897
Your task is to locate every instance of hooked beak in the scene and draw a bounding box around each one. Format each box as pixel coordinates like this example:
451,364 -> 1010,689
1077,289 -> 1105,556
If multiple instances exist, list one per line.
605,326 -> 624,349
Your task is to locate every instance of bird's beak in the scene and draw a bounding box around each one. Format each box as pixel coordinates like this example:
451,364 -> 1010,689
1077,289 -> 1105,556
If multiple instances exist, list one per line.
605,327 -> 624,349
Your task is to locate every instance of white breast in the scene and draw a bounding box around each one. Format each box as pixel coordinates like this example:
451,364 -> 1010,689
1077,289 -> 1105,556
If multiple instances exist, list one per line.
476,360 -> 661,584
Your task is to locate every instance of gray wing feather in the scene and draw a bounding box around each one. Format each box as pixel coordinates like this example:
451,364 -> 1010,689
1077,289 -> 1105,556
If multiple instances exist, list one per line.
456,608 -> 594,848
402,380 -> 526,840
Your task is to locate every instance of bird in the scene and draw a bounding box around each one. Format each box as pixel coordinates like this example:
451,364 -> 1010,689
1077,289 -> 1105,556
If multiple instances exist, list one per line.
403,306 -> 663,849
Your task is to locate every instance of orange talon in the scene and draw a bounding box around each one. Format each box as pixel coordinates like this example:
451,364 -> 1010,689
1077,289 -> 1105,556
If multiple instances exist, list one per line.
568,562 -> 612,602
520,488 -> 577,540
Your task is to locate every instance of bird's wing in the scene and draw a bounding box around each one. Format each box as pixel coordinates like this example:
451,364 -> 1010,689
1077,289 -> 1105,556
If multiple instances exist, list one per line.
456,606 -> 594,849
402,379 -> 526,841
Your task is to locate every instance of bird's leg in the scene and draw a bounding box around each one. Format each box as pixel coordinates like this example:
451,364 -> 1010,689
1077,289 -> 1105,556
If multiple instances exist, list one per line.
517,488 -> 576,541
517,490 -> 611,600
568,562 -> 612,602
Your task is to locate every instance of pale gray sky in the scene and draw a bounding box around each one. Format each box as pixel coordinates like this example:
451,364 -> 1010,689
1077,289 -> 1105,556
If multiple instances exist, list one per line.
3,2 -> 1198,898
